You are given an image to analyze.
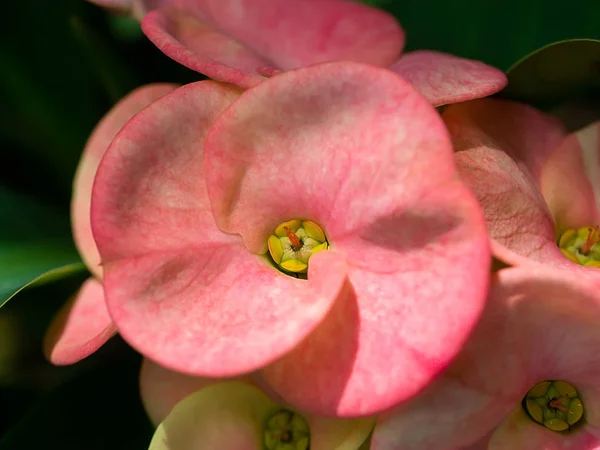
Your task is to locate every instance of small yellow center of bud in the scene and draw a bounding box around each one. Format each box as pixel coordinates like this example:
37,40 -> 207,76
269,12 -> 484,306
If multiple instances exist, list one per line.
523,380 -> 584,432
267,219 -> 328,276
264,409 -> 310,450
558,226 -> 600,267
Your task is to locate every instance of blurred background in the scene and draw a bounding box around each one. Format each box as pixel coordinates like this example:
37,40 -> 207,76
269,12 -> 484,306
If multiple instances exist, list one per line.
0,0 -> 598,448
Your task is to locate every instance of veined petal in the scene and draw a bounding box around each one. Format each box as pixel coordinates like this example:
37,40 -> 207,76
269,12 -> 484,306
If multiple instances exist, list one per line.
541,121 -> 600,230
72,83 -> 177,278
92,81 -> 241,263
204,62 -> 489,416
142,0 -> 404,87
389,51 -> 507,107
43,278 -> 116,365
104,247 -> 347,376
444,98 -> 567,181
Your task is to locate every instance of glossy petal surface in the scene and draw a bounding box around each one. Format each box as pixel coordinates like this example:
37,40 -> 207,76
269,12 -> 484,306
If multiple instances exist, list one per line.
43,278 -> 116,365
389,51 -> 507,107
204,62 -> 489,416
142,0 -> 404,87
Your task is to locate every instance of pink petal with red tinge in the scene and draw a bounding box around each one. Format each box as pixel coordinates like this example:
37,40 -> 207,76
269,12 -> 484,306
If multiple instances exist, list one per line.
43,278 -> 116,365
92,81 -> 347,376
389,51 -> 507,107
541,121 -> 600,230
444,98 -> 567,181
371,266 -> 600,450
204,62 -> 489,416
72,83 -> 177,278
142,0 -> 404,87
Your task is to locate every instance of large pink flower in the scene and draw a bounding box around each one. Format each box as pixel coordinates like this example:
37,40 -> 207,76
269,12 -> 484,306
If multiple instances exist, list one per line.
371,266 -> 600,450
141,0 -> 506,105
90,62 -> 490,417
43,83 -> 178,365
444,97 -> 600,271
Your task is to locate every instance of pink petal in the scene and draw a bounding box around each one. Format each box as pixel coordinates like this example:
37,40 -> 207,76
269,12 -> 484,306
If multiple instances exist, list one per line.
454,148 -> 564,265
204,62 -> 489,416
140,358 -> 215,426
541,121 -> 600,229
142,0 -> 404,88
389,51 -> 507,107
72,83 -> 177,278
88,0 -> 167,20
43,278 -> 116,365
372,265 -> 600,449
444,98 -> 567,181
104,248 -> 346,376
92,80 -> 347,376
489,408 -> 600,450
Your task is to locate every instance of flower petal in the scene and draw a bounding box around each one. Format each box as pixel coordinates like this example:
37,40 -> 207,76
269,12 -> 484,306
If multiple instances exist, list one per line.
489,408 -> 600,450
142,0 -> 404,88
43,277 -> 116,365
203,62 -> 490,416
92,81 -> 241,263
104,246 -> 347,376
149,381 -> 276,450
541,121 -> 600,230
372,265 -> 600,449
444,98 -> 567,181
140,358 -> 215,426
88,0 -> 167,20
389,51 -> 507,107
73,83 -> 177,278
454,147 -> 563,265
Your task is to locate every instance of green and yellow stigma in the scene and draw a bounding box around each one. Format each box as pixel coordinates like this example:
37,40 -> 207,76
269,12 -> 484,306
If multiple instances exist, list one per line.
268,219 -> 328,275
558,226 -> 600,267
264,409 -> 310,450
523,380 -> 584,432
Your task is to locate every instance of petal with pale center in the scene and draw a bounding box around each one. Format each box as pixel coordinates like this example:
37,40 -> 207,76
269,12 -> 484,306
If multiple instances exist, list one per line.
389,50 -> 507,107
204,61 -> 490,416
92,81 -> 347,376
142,0 -> 404,88
43,278 -> 116,365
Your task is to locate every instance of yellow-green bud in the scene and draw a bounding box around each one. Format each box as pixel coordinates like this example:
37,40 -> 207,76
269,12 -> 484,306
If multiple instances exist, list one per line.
524,380 -> 584,432
264,409 -> 310,450
558,226 -> 600,266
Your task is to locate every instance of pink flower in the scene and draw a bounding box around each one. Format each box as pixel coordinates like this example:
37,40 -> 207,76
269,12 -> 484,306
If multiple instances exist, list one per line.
90,62 -> 490,417
371,266 -> 600,450
140,359 -> 375,449
43,84 -> 178,365
444,97 -> 600,271
141,0 -> 506,105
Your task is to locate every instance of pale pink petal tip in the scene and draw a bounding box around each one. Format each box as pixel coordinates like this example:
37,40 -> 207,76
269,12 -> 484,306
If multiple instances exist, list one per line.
72,83 -> 178,278
390,50 -> 508,107
142,0 -> 404,88
43,278 -> 116,365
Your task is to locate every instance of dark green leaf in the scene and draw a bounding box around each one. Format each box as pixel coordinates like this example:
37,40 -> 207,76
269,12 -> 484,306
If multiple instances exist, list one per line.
0,187 -> 84,307
500,39 -> 600,114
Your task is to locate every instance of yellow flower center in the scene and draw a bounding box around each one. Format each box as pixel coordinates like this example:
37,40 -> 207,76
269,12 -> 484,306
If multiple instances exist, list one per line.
263,409 -> 310,450
267,219 -> 328,276
558,226 -> 600,267
523,380 -> 584,431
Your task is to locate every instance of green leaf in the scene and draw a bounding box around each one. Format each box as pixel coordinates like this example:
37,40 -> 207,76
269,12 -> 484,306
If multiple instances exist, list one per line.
0,351 -> 154,450
501,39 -> 600,111
365,0 -> 600,70
0,187 -> 84,307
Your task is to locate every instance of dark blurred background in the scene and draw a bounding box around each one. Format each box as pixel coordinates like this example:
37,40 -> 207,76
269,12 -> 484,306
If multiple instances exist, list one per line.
0,0 -> 598,448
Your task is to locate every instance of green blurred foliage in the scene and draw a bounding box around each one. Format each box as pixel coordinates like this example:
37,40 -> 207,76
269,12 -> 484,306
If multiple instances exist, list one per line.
1,0 -> 599,447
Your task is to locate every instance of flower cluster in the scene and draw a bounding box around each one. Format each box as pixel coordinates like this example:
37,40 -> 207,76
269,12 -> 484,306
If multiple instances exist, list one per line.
44,1 -> 600,449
